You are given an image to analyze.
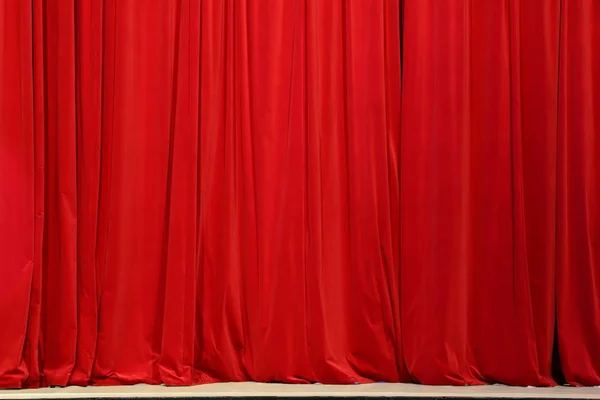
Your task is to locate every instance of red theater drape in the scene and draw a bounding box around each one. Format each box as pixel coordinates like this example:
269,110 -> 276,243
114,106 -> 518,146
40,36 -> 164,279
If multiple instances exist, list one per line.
0,0 -> 598,389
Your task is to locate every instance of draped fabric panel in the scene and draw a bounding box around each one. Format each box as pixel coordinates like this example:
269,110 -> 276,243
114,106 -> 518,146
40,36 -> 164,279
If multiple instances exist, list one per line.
400,0 -> 561,386
556,0 -> 600,386
0,0 -> 598,389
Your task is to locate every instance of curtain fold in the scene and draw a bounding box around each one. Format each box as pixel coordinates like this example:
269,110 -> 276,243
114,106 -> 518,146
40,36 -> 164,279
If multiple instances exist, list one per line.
0,0 -> 598,388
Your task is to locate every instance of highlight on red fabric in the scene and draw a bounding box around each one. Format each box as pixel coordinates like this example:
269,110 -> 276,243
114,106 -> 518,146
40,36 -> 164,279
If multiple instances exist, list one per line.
0,0 -> 598,389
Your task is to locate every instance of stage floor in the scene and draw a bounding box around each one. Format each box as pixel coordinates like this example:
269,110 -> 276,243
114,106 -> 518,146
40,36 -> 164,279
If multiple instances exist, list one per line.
0,383 -> 599,400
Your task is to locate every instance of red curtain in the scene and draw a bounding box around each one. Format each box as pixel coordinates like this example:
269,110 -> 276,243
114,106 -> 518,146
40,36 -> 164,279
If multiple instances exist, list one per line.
0,0 -> 598,389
